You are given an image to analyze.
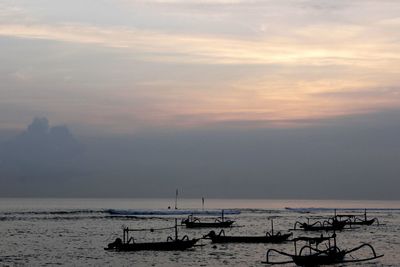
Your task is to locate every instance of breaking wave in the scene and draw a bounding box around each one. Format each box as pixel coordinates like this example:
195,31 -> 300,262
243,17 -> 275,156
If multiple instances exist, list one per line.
0,209 -> 103,216
105,209 -> 241,216
285,207 -> 400,213
0,208 -> 241,221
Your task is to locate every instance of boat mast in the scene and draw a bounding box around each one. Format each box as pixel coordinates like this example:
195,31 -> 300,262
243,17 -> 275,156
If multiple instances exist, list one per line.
123,227 -> 126,244
174,218 -> 178,241
175,189 -> 178,210
123,226 -> 128,244
271,219 -> 274,235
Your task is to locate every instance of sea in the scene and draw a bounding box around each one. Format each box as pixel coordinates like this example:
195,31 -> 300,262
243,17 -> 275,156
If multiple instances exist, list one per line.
0,198 -> 399,266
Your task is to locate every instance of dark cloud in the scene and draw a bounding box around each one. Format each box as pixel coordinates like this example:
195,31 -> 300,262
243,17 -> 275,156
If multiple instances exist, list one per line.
0,117 -> 84,184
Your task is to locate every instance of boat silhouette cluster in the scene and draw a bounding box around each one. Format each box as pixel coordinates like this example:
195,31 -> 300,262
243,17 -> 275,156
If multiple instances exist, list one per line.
105,209 -> 384,266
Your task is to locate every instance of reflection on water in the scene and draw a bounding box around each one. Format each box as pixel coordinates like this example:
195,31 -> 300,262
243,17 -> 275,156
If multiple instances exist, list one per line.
0,198 -> 399,266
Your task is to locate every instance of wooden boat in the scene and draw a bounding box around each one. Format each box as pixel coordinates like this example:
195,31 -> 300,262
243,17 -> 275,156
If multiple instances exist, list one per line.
293,218 -> 346,231
292,247 -> 345,266
204,220 -> 291,244
263,233 -> 384,266
105,237 -> 198,251
333,209 -> 379,226
205,230 -> 292,244
181,210 -> 234,228
292,235 -> 331,246
105,219 -> 199,251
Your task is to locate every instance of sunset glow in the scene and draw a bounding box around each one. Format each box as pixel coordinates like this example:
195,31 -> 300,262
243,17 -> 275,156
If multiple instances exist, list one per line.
1,0 -> 400,132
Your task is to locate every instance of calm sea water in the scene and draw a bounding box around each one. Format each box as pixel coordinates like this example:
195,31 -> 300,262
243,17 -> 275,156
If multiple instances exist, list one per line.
0,198 -> 399,266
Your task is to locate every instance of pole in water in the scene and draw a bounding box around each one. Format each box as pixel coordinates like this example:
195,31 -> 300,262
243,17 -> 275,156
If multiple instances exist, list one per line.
123,227 -> 125,244
202,197 -> 204,211
333,232 -> 337,248
174,218 -> 178,241
175,189 -> 178,210
271,219 -> 274,235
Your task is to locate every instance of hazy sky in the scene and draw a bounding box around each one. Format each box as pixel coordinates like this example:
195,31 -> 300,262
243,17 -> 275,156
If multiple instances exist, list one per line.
1,1 -> 400,198
1,0 -> 400,132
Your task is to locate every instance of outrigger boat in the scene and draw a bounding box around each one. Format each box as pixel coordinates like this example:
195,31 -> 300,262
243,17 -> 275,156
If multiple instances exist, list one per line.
204,220 -> 292,244
263,233 -> 384,266
105,219 -> 199,251
181,210 -> 234,228
333,209 -> 379,226
293,217 -> 347,231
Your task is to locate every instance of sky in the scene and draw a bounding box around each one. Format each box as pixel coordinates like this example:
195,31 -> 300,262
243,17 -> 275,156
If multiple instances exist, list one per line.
0,0 -> 400,199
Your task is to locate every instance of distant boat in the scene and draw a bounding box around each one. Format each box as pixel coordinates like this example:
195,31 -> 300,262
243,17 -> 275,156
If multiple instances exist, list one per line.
333,209 -> 379,226
293,217 -> 347,231
205,230 -> 292,244
204,220 -> 292,243
105,219 -> 198,251
181,210 -> 235,228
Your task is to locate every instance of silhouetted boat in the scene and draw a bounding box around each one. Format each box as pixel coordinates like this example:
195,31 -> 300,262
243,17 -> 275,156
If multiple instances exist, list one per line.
181,210 -> 234,228
204,220 -> 292,243
333,209 -> 379,226
105,219 -> 199,251
205,230 -> 292,243
293,217 -> 347,231
292,235 -> 331,246
263,233 -> 384,266
106,237 -> 198,251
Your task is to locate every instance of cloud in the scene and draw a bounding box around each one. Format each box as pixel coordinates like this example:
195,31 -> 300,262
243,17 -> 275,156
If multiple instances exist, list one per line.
0,117 -> 84,180
1,111 -> 400,198
312,87 -> 400,99
1,0 -> 400,133
2,0 -> 400,67
0,22 -> 398,66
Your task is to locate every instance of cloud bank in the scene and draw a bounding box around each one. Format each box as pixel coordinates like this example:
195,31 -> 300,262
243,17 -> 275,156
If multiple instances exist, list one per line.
0,117 -> 84,182
0,113 -> 399,199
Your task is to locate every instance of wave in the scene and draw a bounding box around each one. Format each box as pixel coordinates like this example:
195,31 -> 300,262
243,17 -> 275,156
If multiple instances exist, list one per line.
285,207 -> 400,213
0,215 -> 105,221
105,209 -> 241,216
0,208 -> 240,220
1,206 -> 397,219
0,209 -> 103,216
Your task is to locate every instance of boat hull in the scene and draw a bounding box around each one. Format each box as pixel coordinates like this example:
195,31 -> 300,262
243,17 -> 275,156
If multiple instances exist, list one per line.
302,226 -> 338,231
105,239 -> 199,251
347,219 -> 375,226
292,252 -> 346,266
183,221 -> 234,228
210,233 -> 292,244
301,224 -> 345,231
